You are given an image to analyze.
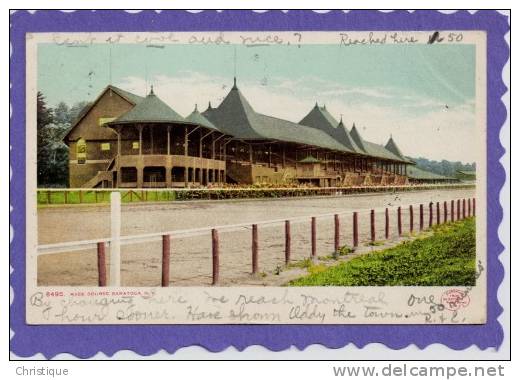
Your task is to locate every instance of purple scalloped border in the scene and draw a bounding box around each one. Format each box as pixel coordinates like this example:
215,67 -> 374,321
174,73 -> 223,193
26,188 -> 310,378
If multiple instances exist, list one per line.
9,10 -> 509,358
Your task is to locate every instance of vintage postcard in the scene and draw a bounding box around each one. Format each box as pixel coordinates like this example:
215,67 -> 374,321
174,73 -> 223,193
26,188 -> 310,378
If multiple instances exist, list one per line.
10,10 -> 508,357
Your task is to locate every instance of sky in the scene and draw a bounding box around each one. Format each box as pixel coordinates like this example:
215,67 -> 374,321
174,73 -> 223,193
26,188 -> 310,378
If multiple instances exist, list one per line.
38,43 -> 477,163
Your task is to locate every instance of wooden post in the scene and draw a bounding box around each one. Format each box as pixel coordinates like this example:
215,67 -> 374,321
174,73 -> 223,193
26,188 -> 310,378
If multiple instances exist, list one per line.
409,205 -> 414,233
79,190 -> 83,204
444,201 -> 448,223
370,209 -> 375,242
353,212 -> 358,247
167,126 -> 171,156
110,192 -> 121,287
385,208 -> 389,239
47,190 -> 51,204
468,198 -> 471,216
334,214 -> 340,253
451,200 -> 455,222
285,220 -> 291,265
463,199 -> 466,218
97,242 -> 107,287
397,207 -> 402,236
419,204 -> 424,230
211,229 -> 219,285
436,202 -> 440,225
161,235 -> 170,287
473,198 -> 476,217
311,217 -> 317,258
252,224 -> 259,274
457,199 -> 461,220
428,202 -> 433,228
64,191 -> 68,204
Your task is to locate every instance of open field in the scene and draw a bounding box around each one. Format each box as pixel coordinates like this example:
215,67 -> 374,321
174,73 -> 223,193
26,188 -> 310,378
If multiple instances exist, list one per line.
288,218 -> 476,286
37,187 -> 476,286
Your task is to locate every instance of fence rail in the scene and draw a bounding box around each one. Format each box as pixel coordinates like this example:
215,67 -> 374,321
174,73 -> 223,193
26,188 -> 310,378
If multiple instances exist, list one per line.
37,196 -> 476,287
36,183 -> 475,205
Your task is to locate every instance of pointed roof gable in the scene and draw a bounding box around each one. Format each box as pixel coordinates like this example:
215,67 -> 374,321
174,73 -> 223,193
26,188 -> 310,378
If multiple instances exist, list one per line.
111,88 -> 186,125
349,124 -> 367,152
204,80 -> 350,151
298,104 -> 338,136
64,85 -> 145,142
385,136 -> 405,159
347,124 -> 413,162
186,105 -> 219,131
203,82 -> 262,138
333,118 -> 363,153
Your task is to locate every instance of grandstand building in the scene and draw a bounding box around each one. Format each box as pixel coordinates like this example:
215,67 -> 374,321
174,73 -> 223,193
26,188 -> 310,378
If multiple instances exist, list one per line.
63,79 -> 415,188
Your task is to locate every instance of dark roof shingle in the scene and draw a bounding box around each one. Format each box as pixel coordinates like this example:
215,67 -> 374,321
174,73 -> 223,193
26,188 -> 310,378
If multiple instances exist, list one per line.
110,88 -> 186,125
186,105 -> 220,131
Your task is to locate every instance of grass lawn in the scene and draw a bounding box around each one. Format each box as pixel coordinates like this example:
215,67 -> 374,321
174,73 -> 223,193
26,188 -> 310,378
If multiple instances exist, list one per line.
288,217 -> 476,286
37,190 -> 177,205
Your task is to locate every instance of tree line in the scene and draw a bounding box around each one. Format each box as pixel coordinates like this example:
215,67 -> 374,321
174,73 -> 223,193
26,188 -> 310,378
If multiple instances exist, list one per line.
407,156 -> 476,178
37,91 -> 90,187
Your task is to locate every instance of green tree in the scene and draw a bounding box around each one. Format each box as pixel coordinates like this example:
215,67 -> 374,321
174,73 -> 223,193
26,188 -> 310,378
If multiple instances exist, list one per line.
69,101 -> 91,124
37,92 -> 69,187
54,101 -> 70,125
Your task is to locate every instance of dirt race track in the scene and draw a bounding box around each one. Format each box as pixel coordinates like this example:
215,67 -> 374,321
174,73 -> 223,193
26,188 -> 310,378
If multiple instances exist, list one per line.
37,187 -> 476,286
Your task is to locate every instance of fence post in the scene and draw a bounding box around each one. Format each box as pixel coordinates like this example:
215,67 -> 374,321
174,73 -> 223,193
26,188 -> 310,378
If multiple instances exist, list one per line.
97,242 -> 107,287
409,205 -> 414,233
110,192 -> 121,286
451,200 -> 454,222
161,235 -> 171,287
311,217 -> 317,259
457,199 -> 461,220
252,224 -> 259,274
47,191 -> 51,204
419,204 -> 424,230
64,191 -> 68,204
444,201 -> 448,223
370,209 -> 375,242
285,220 -> 291,265
436,202 -> 440,225
473,198 -> 476,217
397,207 -> 402,236
468,198 -> 471,216
353,212 -> 358,247
385,208 -> 389,239
429,202 -> 433,228
212,229 -> 219,285
463,199 -> 466,218
79,190 -> 83,204
334,214 -> 340,253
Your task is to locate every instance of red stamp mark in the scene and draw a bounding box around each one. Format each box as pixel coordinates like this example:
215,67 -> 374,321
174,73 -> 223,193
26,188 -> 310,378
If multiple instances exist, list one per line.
441,289 -> 470,311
